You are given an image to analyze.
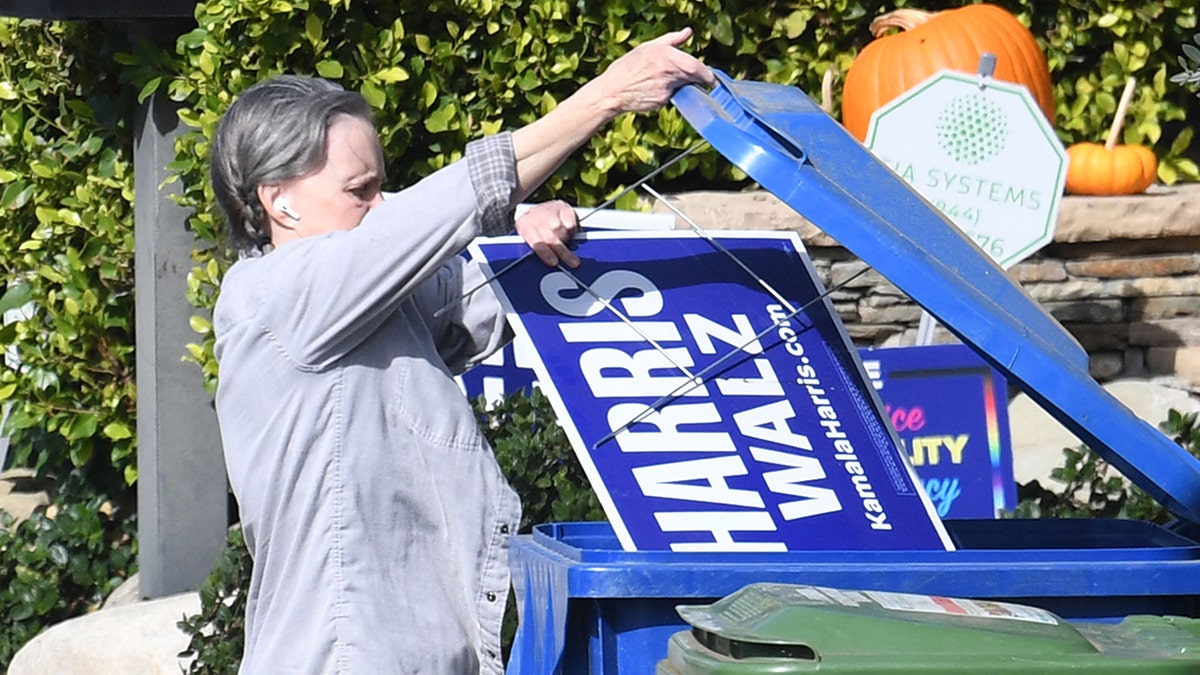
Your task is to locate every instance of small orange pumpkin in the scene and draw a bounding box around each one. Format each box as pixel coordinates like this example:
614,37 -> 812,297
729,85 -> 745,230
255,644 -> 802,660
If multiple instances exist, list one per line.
842,4 -> 1054,141
1065,77 -> 1158,196
1064,143 -> 1157,195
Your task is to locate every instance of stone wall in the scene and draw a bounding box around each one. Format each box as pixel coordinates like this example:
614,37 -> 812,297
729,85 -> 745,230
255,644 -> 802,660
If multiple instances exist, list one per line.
654,183 -> 1200,390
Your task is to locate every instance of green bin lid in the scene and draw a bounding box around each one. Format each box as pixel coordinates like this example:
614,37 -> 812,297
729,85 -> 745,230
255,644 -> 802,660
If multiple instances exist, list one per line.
664,583 -> 1200,673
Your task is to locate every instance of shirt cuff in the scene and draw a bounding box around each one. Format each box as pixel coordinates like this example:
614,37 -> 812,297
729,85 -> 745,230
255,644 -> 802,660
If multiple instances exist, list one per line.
466,131 -> 517,237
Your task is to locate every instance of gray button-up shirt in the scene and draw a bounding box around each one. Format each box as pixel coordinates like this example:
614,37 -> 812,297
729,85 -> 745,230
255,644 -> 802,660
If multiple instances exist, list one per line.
214,133 -> 522,674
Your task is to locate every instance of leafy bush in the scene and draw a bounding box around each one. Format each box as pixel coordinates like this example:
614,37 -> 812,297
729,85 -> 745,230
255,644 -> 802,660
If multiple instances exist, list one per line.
176,527 -> 250,675
480,388 -> 605,531
1014,408 -> 1200,521
0,472 -> 137,670
0,17 -> 139,670
158,0 -> 862,389
1173,31 -> 1200,97
1020,0 -> 1200,183
5,0 -> 1192,493
0,19 -> 138,491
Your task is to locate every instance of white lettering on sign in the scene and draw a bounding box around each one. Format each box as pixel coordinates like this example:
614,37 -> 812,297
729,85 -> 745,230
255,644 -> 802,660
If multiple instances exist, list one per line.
541,269 -> 662,317
578,347 -> 708,398
684,313 -> 763,354
750,447 -> 842,520
684,314 -> 782,396
733,400 -> 814,451
768,303 -> 892,531
715,359 -> 784,397
605,403 -> 735,453
655,511 -> 787,552
632,456 -> 764,508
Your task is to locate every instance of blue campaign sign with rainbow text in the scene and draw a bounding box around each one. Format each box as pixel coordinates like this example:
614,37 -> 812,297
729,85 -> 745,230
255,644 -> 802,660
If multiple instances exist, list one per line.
470,231 -> 951,552
861,344 -> 1016,519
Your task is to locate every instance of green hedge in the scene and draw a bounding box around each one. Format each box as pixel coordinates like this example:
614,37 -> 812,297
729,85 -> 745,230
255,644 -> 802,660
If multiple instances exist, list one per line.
0,20 -> 137,497
0,20 -> 139,669
0,474 -> 137,668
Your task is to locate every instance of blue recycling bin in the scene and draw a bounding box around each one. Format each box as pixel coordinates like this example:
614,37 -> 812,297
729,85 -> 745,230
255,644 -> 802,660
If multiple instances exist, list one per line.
506,519 -> 1200,674
503,72 -> 1200,674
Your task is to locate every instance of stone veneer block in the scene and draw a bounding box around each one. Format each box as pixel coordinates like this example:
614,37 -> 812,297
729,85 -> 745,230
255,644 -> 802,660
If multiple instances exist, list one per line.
1130,319 -> 1200,347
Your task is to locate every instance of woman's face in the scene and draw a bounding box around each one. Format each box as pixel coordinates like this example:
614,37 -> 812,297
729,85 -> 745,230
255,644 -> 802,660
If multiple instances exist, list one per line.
270,114 -> 385,241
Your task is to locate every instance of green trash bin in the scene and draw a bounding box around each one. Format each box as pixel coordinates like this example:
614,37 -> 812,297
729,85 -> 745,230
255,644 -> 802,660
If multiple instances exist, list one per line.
657,583 -> 1200,674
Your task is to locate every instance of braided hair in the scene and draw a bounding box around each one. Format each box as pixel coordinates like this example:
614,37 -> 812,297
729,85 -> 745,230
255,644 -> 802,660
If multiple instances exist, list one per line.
210,75 -> 374,253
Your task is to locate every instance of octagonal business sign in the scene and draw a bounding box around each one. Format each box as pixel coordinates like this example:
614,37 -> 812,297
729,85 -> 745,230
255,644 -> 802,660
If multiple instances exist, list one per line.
864,70 -> 1068,269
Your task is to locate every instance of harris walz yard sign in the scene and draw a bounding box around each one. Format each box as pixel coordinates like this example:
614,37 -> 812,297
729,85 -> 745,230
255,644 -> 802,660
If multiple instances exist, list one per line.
471,231 -> 951,552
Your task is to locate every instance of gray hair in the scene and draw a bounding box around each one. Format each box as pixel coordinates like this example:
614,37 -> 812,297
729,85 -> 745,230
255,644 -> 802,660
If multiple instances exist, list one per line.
210,75 -> 374,252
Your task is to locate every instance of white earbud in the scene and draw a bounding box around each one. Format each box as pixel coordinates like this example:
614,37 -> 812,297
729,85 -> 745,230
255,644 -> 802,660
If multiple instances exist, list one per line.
273,199 -> 301,221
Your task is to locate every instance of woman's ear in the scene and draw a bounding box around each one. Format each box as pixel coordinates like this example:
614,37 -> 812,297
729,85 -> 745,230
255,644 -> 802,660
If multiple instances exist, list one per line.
258,184 -> 299,228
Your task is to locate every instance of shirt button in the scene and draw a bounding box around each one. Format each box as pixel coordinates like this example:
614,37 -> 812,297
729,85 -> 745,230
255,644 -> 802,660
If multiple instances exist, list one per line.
486,591 -> 497,602
500,524 -> 510,535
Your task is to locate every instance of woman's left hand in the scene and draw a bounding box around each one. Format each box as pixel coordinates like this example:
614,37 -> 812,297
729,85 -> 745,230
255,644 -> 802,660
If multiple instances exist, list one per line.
515,200 -> 580,268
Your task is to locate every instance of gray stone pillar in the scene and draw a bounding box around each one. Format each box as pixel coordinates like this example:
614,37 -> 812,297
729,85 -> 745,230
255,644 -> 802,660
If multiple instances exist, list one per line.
135,92 -> 227,598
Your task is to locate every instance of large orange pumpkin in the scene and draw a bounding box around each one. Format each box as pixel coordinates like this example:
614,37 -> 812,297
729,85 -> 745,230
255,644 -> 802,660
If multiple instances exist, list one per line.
1065,144 -> 1157,196
842,4 -> 1054,141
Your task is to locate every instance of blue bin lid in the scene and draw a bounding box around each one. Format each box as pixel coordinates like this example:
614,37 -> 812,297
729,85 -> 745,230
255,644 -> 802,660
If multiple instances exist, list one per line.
671,72 -> 1200,525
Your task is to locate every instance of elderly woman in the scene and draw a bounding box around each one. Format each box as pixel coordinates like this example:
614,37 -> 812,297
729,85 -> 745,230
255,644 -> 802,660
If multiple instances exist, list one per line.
208,29 -> 712,674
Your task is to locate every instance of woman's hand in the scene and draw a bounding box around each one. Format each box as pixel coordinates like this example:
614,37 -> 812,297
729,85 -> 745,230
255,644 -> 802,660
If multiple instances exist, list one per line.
591,28 -> 716,114
509,29 -> 713,202
515,200 -> 581,269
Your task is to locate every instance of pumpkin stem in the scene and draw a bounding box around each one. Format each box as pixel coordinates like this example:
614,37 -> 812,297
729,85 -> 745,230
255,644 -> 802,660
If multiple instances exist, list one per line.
1105,76 -> 1137,150
821,67 -> 835,113
869,9 -> 936,37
